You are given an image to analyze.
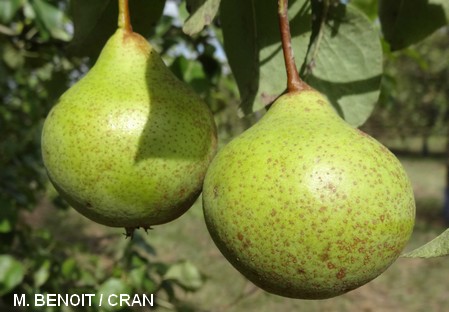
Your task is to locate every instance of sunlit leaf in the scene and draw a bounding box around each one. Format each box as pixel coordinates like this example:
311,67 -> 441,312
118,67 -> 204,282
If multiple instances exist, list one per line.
164,260 -> 203,291
0,0 -> 22,24
32,0 -> 72,41
305,3 -> 383,126
95,278 -> 131,311
183,0 -> 220,35
221,0 -> 382,127
402,228 -> 449,258
33,259 -> 51,288
0,255 -> 25,296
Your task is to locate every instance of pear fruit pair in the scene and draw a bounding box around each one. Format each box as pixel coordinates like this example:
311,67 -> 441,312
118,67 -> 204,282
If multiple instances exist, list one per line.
202,89 -> 415,298
41,15 -> 217,232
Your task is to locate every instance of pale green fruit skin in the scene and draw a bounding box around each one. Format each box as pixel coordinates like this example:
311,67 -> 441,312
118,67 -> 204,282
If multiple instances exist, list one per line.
202,90 -> 415,299
42,29 -> 217,228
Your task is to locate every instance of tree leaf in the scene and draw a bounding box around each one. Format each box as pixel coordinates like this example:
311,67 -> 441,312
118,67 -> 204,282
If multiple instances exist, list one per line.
67,0 -> 166,60
95,278 -> 131,311
32,0 -> 72,41
304,3 -> 383,127
183,0 -> 221,35
379,0 -> 449,51
350,0 -> 378,21
0,0 -> 22,24
33,259 -> 51,288
164,260 -> 203,291
169,55 -> 210,93
221,0 -> 382,127
401,228 -> 449,258
221,0 -> 312,116
0,255 -> 25,296
61,258 -> 77,279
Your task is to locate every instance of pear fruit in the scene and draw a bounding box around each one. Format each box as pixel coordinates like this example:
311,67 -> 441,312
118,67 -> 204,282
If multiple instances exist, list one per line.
42,26 -> 217,230
202,89 -> 415,299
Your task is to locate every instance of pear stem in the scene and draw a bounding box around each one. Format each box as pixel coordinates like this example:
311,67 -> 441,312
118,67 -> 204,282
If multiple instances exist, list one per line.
278,0 -> 309,93
118,0 -> 132,32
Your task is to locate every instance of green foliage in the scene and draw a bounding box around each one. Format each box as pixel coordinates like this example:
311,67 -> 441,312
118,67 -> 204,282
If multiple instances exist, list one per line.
183,0 -> 220,35
221,0 -> 382,127
0,255 -> 25,296
379,0 -> 449,51
0,0 -> 22,24
304,1 -> 382,127
68,0 -> 166,60
364,27 -> 449,144
402,228 -> 449,258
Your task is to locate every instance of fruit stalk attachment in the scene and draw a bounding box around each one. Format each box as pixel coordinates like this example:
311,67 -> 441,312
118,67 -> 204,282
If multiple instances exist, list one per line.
118,0 -> 132,31
278,0 -> 309,92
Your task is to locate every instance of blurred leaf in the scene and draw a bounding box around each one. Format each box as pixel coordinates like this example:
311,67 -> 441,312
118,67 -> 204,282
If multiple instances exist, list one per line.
183,0 -> 220,35
95,278 -> 132,311
68,0 -> 166,60
350,0 -> 378,20
61,258 -> 77,278
379,0 -> 449,51
402,228 -> 449,258
142,276 -> 157,294
164,260 -> 203,291
33,259 -> 50,288
304,3 -> 383,126
32,0 -> 71,41
129,267 -> 146,289
221,0 -> 312,116
170,55 -> 210,93
0,0 -> 22,24
2,42 -> 24,69
0,255 -> 25,296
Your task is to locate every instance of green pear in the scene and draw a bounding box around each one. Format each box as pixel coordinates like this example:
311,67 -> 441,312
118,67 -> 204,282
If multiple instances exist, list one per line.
41,27 -> 217,231
202,89 -> 415,299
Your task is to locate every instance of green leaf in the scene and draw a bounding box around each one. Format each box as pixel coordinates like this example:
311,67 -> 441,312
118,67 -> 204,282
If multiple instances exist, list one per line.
61,258 -> 77,278
33,259 -> 51,288
170,55 -> 210,93
402,228 -> 449,258
2,42 -> 24,69
0,255 -> 25,296
129,267 -> 147,290
32,0 -> 72,41
68,0 -> 166,60
164,260 -> 203,291
221,0 -> 382,127
221,0 -> 312,116
0,0 -> 22,24
304,3 -> 383,127
183,0 -> 220,35
379,0 -> 449,51
350,0 -> 378,21
95,278 -> 132,311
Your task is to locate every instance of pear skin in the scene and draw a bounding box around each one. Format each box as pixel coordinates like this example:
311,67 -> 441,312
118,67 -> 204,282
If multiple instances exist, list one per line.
42,28 -> 217,229
202,90 -> 415,299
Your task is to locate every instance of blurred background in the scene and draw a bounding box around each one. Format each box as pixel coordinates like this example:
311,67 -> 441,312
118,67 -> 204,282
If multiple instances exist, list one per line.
0,0 -> 448,311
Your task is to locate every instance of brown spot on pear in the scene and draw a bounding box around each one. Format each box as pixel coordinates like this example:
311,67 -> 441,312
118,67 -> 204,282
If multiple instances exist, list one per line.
42,27 -> 217,230
202,90 -> 415,299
